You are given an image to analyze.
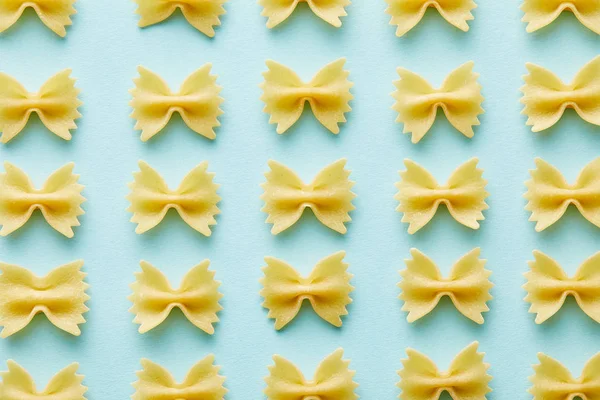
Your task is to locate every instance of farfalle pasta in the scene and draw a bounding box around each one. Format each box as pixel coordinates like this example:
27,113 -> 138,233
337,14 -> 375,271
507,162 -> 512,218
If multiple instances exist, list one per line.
524,250 -> 600,324
521,56 -> 600,132
130,65 -> 223,141
129,260 -> 222,334
259,0 -> 350,28
0,361 -> 86,400
530,352 -> 600,400
260,251 -> 353,330
260,58 -> 353,134
398,342 -> 491,400
0,69 -> 82,143
524,157 -> 600,231
0,260 -> 89,338
134,0 -> 227,37
127,161 -> 220,235
399,248 -> 492,324
0,162 -> 85,237
265,348 -> 358,400
395,158 -> 489,233
385,0 -> 477,37
0,0 -> 76,36
522,0 -> 600,34
132,355 -> 226,400
392,61 -> 484,143
261,159 -> 356,234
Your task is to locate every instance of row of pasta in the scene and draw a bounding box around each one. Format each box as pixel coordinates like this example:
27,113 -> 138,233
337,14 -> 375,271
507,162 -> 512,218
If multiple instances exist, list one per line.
0,156 -> 597,238
0,248 -> 596,338
1,343 -> 598,399
1,55 -> 598,144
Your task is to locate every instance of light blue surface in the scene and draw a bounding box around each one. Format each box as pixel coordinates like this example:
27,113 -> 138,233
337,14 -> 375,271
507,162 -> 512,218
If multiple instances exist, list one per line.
0,1 -> 600,398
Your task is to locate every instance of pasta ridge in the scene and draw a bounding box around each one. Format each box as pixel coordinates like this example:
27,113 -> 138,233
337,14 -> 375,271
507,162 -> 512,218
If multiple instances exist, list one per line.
0,0 -> 76,36
522,0 -> 600,34
259,0 -> 350,28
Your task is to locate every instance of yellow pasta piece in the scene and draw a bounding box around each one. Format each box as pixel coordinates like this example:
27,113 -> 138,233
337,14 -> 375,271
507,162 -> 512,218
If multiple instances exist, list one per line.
398,342 -> 492,400
0,69 -> 82,143
395,158 -> 489,234
261,159 -> 356,235
260,58 -> 353,134
524,157 -> 600,232
392,61 -> 484,143
259,0 -> 350,28
385,0 -> 477,37
530,352 -> 600,400
521,56 -> 600,132
0,162 -> 85,238
0,0 -> 76,37
126,161 -> 220,235
134,0 -> 227,37
0,260 -> 89,338
265,348 -> 358,400
522,0 -> 600,34
399,248 -> 492,324
132,355 -> 226,400
260,251 -> 353,330
0,361 -> 86,400
129,260 -> 222,334
130,65 -> 223,141
524,250 -> 600,324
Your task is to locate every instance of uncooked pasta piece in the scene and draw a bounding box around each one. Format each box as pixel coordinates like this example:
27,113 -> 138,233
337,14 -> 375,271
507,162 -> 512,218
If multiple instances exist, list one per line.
522,0 -> 600,34
259,0 -> 350,28
0,0 -> 77,36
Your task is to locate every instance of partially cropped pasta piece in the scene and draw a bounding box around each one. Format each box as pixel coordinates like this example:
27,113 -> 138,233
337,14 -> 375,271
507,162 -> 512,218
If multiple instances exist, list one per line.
0,0 -> 77,36
522,0 -> 600,34
259,0 -> 350,28
385,0 -> 477,36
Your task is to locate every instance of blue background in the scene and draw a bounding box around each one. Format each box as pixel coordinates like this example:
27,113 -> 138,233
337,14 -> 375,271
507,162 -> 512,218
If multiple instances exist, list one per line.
1,0 -> 600,398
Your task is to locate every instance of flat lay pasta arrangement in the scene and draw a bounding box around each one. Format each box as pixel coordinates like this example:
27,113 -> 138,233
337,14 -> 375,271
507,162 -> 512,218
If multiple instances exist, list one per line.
0,1 -> 599,399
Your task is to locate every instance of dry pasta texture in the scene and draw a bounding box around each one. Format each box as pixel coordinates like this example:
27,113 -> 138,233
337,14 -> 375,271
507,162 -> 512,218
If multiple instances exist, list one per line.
127,161 -> 221,235
524,157 -> 600,232
129,260 -> 222,334
132,355 -> 226,400
265,348 -> 358,400
524,250 -> 600,324
522,0 -> 600,34
0,260 -> 89,338
260,251 -> 353,329
398,342 -> 492,400
0,0 -> 76,36
0,69 -> 82,143
395,158 -> 489,233
260,58 -> 353,134
399,248 -> 492,324
261,159 -> 356,234
392,61 -> 484,143
0,162 -> 85,238
259,0 -> 350,28
0,361 -> 86,400
130,65 -> 223,141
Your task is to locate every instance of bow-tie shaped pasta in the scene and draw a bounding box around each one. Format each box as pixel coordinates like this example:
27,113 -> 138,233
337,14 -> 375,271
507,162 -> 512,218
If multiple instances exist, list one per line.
0,260 -> 89,338
260,58 -> 353,134
395,158 -> 489,234
0,0 -> 76,37
134,0 -> 227,37
524,157 -> 600,232
524,250 -> 600,324
261,159 -> 356,234
129,260 -> 222,334
392,61 -> 484,143
260,251 -> 353,330
398,342 -> 492,400
265,348 -> 358,400
399,248 -> 492,324
127,161 -> 220,235
1,361 -> 86,400
0,162 -> 85,237
522,0 -> 600,34
521,56 -> 600,132
130,65 -> 223,141
259,0 -> 350,28
132,355 -> 227,400
530,352 -> 600,400
385,0 -> 477,37
0,69 -> 82,143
